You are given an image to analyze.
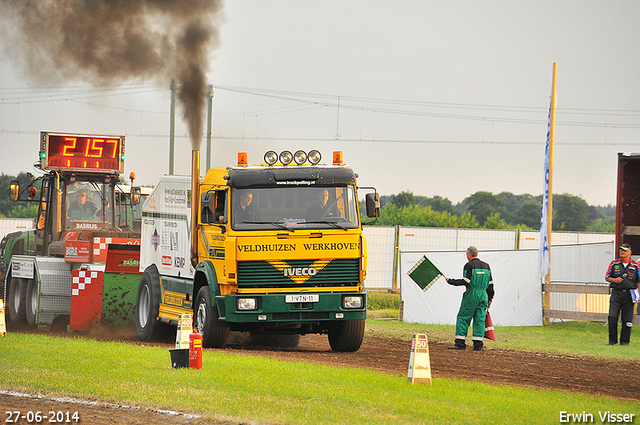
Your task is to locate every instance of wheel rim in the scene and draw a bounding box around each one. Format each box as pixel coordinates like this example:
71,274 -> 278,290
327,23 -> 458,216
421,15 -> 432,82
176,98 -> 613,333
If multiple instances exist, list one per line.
196,301 -> 207,334
138,285 -> 150,328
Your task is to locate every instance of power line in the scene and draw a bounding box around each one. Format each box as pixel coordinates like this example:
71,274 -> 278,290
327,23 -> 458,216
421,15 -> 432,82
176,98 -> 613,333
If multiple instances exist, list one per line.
1,83 -> 639,132
3,129 -> 635,148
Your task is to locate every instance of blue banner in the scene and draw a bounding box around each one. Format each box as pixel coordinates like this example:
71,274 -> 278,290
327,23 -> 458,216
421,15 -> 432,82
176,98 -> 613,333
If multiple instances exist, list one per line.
539,102 -> 552,278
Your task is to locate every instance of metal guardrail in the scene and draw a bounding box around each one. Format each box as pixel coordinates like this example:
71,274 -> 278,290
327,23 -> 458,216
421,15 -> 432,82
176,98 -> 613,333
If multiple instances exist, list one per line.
543,282 -> 640,324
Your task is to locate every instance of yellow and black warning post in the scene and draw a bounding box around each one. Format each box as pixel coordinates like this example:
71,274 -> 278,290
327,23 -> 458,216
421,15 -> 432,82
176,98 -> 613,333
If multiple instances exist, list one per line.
407,333 -> 432,384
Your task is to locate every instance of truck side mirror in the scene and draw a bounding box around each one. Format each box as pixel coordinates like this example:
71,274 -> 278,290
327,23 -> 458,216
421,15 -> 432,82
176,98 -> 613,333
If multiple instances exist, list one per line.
130,187 -> 141,205
10,180 -> 19,202
365,192 -> 380,218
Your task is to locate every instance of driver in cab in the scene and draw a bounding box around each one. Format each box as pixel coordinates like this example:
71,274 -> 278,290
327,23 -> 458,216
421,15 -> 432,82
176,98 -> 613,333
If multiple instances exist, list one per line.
68,189 -> 97,220
306,189 -> 339,221
236,192 -> 260,223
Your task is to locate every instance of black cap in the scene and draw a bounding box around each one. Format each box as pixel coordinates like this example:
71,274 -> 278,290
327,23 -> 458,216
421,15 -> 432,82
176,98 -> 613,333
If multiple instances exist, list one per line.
619,243 -> 632,251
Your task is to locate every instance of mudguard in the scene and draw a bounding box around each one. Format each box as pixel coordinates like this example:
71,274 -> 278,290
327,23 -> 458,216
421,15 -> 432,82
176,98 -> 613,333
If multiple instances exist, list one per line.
194,260 -> 225,317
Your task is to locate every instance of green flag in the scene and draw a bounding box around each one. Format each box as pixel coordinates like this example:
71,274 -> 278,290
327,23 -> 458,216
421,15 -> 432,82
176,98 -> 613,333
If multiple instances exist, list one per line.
407,256 -> 443,292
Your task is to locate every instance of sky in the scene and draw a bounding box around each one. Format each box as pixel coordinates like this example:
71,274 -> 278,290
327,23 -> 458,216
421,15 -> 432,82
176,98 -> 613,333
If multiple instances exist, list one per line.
0,1 -> 639,207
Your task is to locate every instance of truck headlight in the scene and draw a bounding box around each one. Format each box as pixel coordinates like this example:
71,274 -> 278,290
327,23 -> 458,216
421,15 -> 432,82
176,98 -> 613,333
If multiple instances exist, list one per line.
237,297 -> 258,311
342,295 -> 363,309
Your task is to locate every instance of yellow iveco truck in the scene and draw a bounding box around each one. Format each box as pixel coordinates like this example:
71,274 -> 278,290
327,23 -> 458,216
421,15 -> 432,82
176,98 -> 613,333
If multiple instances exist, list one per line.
135,149 -> 379,351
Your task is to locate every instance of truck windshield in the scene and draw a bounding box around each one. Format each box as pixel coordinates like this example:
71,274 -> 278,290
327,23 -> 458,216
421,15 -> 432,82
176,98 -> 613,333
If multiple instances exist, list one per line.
232,186 -> 359,231
65,180 -> 114,230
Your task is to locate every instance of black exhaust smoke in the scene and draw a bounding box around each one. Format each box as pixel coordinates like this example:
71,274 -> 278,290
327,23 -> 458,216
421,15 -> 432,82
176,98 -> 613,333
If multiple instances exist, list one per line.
0,0 -> 224,149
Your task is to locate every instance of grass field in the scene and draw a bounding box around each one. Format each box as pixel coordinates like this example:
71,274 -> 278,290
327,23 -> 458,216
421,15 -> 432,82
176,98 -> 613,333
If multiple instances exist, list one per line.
0,318 -> 639,425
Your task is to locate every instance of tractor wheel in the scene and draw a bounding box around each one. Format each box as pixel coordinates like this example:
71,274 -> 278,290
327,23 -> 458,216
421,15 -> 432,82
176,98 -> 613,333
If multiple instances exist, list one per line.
6,274 -> 26,325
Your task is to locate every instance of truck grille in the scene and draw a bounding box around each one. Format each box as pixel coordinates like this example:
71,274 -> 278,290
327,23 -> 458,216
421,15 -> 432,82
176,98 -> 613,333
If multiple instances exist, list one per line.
237,258 -> 359,288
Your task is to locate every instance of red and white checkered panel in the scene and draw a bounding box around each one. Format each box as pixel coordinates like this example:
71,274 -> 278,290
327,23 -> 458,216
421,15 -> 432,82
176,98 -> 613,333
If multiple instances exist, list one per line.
93,237 -> 139,262
70,270 -> 104,331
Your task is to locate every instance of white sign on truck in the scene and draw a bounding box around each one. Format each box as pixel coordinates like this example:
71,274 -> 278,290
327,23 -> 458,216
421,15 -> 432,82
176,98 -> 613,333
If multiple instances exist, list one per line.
140,175 -> 194,279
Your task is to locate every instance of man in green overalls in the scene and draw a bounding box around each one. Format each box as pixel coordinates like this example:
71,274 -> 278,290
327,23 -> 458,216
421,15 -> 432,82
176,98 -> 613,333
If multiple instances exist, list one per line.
446,246 -> 495,351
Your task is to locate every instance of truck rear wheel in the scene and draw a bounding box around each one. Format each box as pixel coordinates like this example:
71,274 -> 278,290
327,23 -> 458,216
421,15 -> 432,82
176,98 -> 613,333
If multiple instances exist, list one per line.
7,274 -> 26,325
194,286 -> 229,348
25,279 -> 38,327
135,265 -> 163,341
328,319 -> 365,352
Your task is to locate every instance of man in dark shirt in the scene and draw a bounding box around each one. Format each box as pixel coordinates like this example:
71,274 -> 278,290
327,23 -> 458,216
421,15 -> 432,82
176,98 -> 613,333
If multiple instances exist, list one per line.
446,246 -> 495,351
605,243 -> 640,345
236,191 -> 260,223
68,189 -> 97,220
306,189 -> 339,221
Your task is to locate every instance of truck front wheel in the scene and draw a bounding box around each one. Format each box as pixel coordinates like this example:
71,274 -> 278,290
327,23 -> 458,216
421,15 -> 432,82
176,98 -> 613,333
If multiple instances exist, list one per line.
328,319 -> 365,352
194,286 -> 229,348
135,265 -> 163,341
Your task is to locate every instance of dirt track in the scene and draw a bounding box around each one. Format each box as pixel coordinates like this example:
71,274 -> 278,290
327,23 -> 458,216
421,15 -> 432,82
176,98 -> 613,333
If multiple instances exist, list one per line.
2,328 -> 640,424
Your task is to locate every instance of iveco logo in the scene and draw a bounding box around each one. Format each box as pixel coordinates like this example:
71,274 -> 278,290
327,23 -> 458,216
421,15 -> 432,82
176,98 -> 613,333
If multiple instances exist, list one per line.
283,267 -> 318,277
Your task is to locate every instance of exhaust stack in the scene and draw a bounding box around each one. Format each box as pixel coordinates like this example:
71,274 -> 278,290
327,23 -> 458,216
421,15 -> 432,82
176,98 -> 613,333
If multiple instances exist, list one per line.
191,149 -> 200,268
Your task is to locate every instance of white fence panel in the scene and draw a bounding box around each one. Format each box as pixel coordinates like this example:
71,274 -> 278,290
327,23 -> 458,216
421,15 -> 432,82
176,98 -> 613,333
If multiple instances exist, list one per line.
456,229 -> 517,251
548,242 -> 614,316
519,231 -> 540,249
362,226 -> 395,290
519,231 -> 613,249
550,242 -> 614,282
577,233 -> 615,244
398,227 -> 458,251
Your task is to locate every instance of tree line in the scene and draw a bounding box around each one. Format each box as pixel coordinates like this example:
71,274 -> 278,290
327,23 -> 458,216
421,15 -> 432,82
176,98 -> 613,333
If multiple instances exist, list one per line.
370,190 -> 615,232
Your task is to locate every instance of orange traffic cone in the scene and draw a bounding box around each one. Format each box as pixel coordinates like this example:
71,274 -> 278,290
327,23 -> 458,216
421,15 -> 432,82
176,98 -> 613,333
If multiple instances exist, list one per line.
484,311 -> 496,342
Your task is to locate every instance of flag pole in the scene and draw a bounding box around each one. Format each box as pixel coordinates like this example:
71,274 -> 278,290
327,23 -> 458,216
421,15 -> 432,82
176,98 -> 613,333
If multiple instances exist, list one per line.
543,62 -> 557,325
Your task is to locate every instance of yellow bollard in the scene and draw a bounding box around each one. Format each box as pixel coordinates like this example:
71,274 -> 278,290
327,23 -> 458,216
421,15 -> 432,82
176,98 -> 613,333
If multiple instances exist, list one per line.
407,333 -> 432,384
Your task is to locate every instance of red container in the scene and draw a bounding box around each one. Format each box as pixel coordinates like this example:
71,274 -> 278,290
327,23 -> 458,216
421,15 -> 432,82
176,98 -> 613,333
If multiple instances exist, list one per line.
189,332 -> 203,370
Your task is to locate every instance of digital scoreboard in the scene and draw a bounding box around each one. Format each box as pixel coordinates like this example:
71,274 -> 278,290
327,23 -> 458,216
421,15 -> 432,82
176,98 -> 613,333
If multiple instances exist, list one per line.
39,132 -> 125,174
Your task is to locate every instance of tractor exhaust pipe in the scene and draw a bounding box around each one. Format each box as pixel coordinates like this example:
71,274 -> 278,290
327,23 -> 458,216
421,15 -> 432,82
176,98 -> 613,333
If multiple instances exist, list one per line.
190,149 -> 200,268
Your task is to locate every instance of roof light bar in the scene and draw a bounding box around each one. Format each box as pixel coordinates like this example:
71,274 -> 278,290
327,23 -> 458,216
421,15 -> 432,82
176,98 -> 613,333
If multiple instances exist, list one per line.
262,149 -> 327,166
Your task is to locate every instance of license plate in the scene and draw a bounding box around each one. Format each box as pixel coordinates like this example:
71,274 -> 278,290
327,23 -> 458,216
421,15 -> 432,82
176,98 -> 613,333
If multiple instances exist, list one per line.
285,294 -> 319,303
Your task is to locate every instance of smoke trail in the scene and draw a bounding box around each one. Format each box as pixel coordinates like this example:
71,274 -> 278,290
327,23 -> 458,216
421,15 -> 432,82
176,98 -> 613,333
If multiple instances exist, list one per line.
0,0 -> 224,149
